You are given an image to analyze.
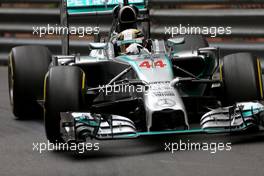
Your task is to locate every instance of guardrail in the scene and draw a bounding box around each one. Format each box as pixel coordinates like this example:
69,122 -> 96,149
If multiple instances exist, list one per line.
0,0 -> 264,65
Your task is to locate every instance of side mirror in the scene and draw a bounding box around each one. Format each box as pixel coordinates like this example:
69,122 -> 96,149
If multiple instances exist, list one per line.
88,43 -> 107,50
167,37 -> 185,47
198,47 -> 217,54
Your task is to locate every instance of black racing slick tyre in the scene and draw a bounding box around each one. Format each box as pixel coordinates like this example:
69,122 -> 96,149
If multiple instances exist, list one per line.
8,46 -> 51,119
221,52 -> 263,105
44,66 -> 86,143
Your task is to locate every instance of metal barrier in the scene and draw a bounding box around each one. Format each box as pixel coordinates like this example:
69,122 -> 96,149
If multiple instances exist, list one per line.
0,0 -> 264,64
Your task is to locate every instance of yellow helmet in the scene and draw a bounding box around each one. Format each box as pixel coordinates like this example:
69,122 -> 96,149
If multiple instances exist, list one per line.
118,29 -> 143,40
117,29 -> 144,54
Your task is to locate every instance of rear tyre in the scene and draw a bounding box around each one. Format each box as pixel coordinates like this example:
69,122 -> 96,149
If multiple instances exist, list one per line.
222,52 -> 263,105
44,66 -> 85,143
8,46 -> 51,119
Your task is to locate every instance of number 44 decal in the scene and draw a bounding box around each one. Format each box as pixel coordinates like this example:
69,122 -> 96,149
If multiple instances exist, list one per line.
139,60 -> 166,68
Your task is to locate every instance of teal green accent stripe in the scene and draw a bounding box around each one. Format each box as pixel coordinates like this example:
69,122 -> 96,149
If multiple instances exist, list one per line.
67,0 -> 144,7
68,5 -> 145,14
116,128 -> 222,138
116,122 -> 257,138
136,128 -> 205,135
165,55 -> 174,78
76,117 -> 100,127
242,108 -> 262,117
66,0 -> 145,14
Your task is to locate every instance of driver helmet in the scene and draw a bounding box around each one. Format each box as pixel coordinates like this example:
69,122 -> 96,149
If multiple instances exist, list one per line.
116,29 -> 144,54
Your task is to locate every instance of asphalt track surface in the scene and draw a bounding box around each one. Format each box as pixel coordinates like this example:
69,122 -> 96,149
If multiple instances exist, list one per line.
1,66 -> 264,176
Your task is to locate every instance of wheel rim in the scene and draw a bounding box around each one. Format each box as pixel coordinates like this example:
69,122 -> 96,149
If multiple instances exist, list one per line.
8,58 -> 14,109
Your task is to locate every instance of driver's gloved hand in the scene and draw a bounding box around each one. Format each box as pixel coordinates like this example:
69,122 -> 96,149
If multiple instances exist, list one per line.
126,43 -> 143,54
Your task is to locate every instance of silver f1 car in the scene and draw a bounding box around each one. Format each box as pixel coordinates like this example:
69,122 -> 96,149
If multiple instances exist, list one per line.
8,0 -> 264,144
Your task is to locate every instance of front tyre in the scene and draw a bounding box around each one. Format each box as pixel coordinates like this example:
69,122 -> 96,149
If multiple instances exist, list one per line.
222,52 -> 263,105
44,66 -> 86,143
8,46 -> 51,119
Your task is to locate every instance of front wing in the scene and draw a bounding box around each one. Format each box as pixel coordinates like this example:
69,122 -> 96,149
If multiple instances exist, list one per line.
60,102 -> 264,142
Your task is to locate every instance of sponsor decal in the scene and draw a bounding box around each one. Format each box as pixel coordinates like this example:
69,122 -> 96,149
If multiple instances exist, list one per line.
157,98 -> 175,107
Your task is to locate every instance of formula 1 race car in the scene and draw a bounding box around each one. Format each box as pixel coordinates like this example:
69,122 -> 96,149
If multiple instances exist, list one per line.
8,0 -> 264,144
